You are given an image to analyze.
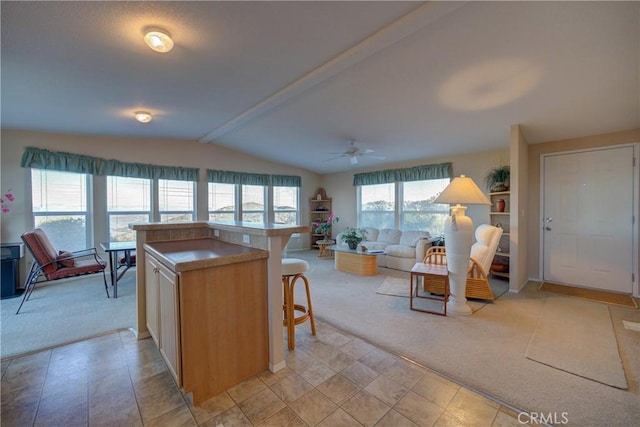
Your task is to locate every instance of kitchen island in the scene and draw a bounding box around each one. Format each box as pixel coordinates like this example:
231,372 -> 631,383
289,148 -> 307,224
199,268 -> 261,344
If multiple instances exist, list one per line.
143,238 -> 268,403
130,221 -> 310,403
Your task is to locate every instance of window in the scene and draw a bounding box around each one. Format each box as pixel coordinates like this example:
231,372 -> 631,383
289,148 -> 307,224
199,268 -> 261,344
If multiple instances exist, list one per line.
31,169 -> 91,251
273,186 -> 298,225
208,183 -> 235,221
358,178 -> 450,233
158,179 -> 195,222
107,176 -> 151,242
241,185 -> 266,223
400,179 -> 450,232
359,183 -> 395,229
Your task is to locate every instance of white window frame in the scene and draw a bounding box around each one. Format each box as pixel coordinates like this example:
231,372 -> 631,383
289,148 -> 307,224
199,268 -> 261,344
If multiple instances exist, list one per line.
158,178 -> 196,223
30,169 -> 92,250
106,176 -> 152,242
357,178 -> 450,233
240,184 -> 267,223
208,182 -> 238,221
208,182 -> 299,224
357,183 -> 396,229
272,185 -> 299,225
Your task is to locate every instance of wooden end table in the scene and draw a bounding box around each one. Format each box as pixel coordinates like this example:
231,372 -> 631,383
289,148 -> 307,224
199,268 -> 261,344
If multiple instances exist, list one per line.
316,239 -> 335,258
410,262 -> 449,316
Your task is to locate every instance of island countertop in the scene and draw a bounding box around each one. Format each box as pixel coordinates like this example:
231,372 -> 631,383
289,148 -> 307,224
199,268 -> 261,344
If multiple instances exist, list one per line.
144,238 -> 268,272
130,220 -> 310,236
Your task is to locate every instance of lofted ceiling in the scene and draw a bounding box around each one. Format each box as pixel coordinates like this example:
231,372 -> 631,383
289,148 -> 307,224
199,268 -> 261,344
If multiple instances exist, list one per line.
2,1 -> 639,174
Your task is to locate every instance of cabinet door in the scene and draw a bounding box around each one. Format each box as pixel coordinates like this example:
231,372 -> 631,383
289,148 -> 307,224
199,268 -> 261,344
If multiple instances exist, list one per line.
158,263 -> 181,385
144,255 -> 160,346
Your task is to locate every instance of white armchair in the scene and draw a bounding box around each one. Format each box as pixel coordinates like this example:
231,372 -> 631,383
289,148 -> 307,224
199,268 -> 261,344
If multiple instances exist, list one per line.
467,224 -> 503,300
422,224 -> 502,300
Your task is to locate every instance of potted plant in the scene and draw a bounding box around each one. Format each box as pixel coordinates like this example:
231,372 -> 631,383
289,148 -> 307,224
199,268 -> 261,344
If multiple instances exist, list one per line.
312,212 -> 339,240
340,227 -> 367,250
485,165 -> 510,192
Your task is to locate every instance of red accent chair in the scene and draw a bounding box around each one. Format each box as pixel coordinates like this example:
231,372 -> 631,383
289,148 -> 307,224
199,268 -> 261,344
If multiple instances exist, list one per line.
17,228 -> 109,314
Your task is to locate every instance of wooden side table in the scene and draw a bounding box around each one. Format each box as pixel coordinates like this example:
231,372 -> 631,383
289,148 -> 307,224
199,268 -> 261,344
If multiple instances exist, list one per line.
410,262 -> 449,316
316,239 -> 335,258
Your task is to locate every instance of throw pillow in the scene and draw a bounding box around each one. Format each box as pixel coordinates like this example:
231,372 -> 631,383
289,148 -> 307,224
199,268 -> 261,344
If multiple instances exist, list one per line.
57,250 -> 76,268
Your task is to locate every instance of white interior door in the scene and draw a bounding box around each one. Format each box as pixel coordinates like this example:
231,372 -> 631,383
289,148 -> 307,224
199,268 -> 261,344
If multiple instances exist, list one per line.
543,147 -> 634,293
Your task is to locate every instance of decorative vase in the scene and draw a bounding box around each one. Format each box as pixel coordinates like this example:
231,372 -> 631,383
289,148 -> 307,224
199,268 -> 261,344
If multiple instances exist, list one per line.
347,241 -> 358,250
496,199 -> 506,213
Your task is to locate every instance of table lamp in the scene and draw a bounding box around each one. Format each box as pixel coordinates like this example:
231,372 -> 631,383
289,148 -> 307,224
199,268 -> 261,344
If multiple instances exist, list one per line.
434,175 -> 491,315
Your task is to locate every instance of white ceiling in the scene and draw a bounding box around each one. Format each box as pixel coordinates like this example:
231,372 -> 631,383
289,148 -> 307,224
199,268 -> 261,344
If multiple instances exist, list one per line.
2,1 -> 638,174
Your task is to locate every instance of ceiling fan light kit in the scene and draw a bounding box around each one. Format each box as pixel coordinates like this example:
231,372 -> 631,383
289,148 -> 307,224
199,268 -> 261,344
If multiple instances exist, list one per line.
325,139 -> 385,165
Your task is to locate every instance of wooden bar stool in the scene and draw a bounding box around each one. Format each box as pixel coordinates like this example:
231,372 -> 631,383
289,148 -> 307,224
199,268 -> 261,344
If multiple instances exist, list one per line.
282,258 -> 316,350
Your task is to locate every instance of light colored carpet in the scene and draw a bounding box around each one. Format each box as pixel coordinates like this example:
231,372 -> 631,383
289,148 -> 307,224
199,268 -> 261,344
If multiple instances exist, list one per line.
1,272 -> 136,358
526,297 -> 628,389
376,276 -> 509,314
293,250 -> 640,427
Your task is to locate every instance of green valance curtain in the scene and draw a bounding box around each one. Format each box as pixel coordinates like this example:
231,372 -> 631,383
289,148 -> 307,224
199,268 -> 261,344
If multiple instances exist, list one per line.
98,159 -> 198,181
271,174 -> 301,187
353,162 -> 452,186
207,170 -> 271,186
21,146 -> 99,174
21,146 -> 199,181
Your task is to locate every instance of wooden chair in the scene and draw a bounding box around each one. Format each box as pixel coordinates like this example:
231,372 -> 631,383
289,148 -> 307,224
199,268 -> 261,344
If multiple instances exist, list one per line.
281,258 -> 316,350
422,224 -> 503,300
16,228 -> 109,314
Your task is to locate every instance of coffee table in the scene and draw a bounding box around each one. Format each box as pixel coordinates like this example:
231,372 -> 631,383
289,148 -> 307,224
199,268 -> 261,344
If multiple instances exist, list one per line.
326,245 -> 378,276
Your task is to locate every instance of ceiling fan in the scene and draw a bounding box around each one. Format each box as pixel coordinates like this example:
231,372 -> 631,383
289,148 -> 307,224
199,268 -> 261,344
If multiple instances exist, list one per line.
325,139 -> 385,165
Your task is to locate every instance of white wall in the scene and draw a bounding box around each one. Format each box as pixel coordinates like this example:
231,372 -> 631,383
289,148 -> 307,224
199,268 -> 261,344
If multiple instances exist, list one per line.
509,124 -> 529,292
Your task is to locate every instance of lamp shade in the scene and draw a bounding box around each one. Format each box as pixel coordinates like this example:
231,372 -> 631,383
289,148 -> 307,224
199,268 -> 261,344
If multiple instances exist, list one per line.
434,175 -> 491,205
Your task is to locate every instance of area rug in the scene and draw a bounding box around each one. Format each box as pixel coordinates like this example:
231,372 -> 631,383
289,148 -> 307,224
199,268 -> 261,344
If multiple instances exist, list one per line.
376,277 -> 411,297
525,296 -> 628,389
0,272 -> 136,359
539,281 -> 637,308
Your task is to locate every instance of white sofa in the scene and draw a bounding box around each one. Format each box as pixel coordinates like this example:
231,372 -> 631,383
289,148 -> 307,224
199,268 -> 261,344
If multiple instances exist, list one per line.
336,227 -> 434,272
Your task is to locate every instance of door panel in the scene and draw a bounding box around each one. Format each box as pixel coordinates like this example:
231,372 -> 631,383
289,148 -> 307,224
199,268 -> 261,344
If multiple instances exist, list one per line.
543,147 -> 634,293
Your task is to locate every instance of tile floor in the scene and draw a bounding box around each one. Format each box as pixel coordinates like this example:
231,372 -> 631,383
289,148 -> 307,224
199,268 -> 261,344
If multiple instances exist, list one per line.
1,320 -> 524,426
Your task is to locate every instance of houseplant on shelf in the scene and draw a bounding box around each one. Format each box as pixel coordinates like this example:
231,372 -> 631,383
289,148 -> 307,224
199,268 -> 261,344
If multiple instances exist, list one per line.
340,227 -> 367,250
484,165 -> 510,192
312,212 -> 339,240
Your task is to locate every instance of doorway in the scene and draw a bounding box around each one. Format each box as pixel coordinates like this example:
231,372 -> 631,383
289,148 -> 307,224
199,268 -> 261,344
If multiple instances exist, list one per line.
542,145 -> 636,293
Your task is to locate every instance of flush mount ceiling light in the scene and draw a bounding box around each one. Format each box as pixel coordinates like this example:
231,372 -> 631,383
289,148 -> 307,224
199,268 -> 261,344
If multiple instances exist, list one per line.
134,111 -> 152,123
143,28 -> 174,53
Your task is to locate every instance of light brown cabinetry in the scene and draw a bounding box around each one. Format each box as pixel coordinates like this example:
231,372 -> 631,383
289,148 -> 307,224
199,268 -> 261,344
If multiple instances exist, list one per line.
145,255 -> 159,345
488,191 -> 510,279
144,239 -> 269,404
310,188 -> 332,249
145,253 -> 181,384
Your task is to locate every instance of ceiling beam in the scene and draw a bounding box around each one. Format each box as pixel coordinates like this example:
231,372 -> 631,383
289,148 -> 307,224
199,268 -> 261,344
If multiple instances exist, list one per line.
199,1 -> 467,143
